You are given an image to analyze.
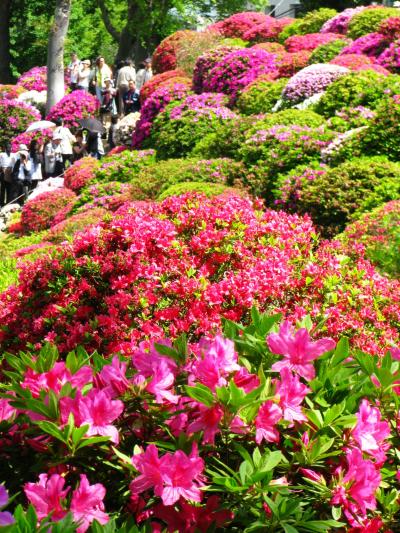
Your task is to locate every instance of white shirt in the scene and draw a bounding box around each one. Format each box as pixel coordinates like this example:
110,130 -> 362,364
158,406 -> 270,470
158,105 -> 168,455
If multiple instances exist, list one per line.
68,60 -> 80,83
136,68 -> 153,90
44,142 -> 62,174
53,126 -> 75,155
29,156 -> 43,181
0,152 -> 15,168
116,66 -> 136,88
17,159 -> 31,181
78,67 -> 90,88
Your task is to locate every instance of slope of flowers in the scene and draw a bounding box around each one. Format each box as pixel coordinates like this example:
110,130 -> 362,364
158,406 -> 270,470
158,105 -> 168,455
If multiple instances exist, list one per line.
46,90 -> 99,128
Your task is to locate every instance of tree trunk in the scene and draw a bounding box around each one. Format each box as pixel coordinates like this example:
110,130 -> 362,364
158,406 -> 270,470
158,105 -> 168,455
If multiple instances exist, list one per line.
0,0 -> 13,84
46,0 -> 72,114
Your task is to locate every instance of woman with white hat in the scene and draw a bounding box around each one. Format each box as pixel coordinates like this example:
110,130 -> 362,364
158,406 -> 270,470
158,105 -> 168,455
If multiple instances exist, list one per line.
77,60 -> 91,91
44,135 -> 63,178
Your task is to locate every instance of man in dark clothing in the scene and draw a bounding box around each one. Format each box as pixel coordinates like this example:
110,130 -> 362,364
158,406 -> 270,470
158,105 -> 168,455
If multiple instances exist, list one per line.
123,80 -> 140,115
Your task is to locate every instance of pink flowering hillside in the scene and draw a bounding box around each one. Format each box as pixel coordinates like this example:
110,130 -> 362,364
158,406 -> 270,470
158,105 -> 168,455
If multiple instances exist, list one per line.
46,90 -> 99,128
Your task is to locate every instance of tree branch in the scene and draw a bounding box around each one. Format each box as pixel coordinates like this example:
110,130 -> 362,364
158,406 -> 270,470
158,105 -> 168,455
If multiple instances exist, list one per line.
97,0 -> 121,41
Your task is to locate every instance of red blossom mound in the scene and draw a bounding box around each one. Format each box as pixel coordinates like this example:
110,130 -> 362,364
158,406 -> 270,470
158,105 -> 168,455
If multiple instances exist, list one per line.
19,188 -> 77,233
152,31 -> 196,74
1,193 -> 399,357
140,69 -> 190,104
285,32 -> 346,52
252,42 -> 286,57
208,12 -> 269,39
243,17 -> 294,43
277,51 -> 312,77
63,157 -> 100,192
0,84 -> 26,99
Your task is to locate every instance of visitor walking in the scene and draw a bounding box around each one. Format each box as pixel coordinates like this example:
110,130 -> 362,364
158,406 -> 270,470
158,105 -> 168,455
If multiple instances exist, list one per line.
44,136 -> 63,178
11,149 -> 32,205
136,58 -> 153,91
0,143 -> 15,206
77,60 -> 91,91
67,52 -> 81,91
100,78 -> 117,117
53,118 -> 75,170
92,56 -> 113,103
123,80 -> 140,114
116,59 -> 136,115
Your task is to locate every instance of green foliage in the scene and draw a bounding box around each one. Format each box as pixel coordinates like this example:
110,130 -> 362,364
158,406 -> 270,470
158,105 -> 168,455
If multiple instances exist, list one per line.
157,181 -> 236,200
93,150 -> 157,185
308,40 -> 349,64
281,157 -> 400,236
236,77 -> 288,115
316,71 -> 400,117
347,7 -> 400,39
279,8 -> 337,42
250,108 -> 326,130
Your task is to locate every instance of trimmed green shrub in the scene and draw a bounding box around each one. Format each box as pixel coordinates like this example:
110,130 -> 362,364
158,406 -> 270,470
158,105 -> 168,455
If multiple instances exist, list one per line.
236,77 -> 287,115
249,108 -> 325,131
315,71 -> 400,116
279,8 -> 337,42
347,7 -> 400,39
308,39 -> 349,64
157,181 -> 238,200
93,149 -> 157,184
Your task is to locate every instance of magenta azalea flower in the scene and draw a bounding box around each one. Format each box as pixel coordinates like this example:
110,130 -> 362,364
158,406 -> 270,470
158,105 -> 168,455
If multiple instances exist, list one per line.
275,368 -> 310,423
24,474 -> 70,521
269,320 -> 335,380
352,399 -> 390,458
187,403 -> 224,444
0,485 -> 14,526
70,474 -> 108,533
255,400 -> 282,444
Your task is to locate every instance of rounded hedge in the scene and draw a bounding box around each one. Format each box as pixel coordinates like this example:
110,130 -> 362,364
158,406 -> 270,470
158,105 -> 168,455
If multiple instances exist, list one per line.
157,181 -> 237,200
308,39 -> 350,64
347,7 -> 400,39
236,76 -> 287,115
279,8 -> 337,42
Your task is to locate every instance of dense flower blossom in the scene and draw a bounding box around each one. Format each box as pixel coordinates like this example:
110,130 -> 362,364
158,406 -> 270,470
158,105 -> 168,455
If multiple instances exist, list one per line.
284,33 -> 346,53
377,39 -> 400,72
152,30 -> 196,73
282,63 -> 349,103
255,400 -> 282,444
140,69 -> 189,104
0,98 -> 41,146
19,188 -> 77,233
130,444 -> 205,506
352,399 -> 390,460
11,128 -> 53,154
169,93 -> 229,119
243,17 -> 293,43
332,448 -> 381,526
340,32 -> 390,58
203,48 -> 278,101
24,474 -> 69,521
276,51 -> 311,78
46,90 -> 99,128
17,66 -> 48,92
0,84 -> 26,100
208,12 -> 269,39
331,53 -> 375,70
0,398 -> 17,422
379,16 -> 400,39
321,7 -> 367,34
268,320 -> 335,380
70,474 -> 109,533
193,46 -> 243,93
274,368 -> 310,423
22,362 -> 92,397
64,157 -> 100,192
187,403 -> 224,444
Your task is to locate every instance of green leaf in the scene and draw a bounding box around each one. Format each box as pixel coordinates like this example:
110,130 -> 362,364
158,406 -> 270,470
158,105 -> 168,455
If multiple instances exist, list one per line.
330,337 -> 349,366
154,342 -> 182,363
185,384 -> 214,407
76,436 -> 111,450
35,421 -> 68,444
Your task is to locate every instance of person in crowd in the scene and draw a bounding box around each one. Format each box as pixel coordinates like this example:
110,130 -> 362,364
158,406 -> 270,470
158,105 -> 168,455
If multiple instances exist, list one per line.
77,59 -> 91,91
53,118 -> 75,170
136,58 -> 153,91
100,78 -> 117,121
116,58 -> 136,116
0,143 -> 15,206
44,136 -> 63,178
84,130 -> 104,160
67,52 -> 80,91
28,139 -> 43,191
123,80 -> 141,114
108,116 -> 118,150
12,149 -> 32,205
72,132 -> 87,162
92,56 -> 113,103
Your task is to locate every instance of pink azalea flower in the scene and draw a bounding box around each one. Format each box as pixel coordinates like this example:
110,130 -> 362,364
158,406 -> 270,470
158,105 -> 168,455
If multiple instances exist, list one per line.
255,400 -> 282,444
275,368 -> 310,423
70,474 -> 108,533
332,448 -> 381,526
352,399 -> 390,460
78,389 -> 124,444
130,444 -> 205,506
22,362 -> 92,398
0,398 -> 17,422
96,356 -> 131,396
187,403 -> 224,444
190,335 -> 240,390
269,321 -> 335,380
24,474 -> 69,521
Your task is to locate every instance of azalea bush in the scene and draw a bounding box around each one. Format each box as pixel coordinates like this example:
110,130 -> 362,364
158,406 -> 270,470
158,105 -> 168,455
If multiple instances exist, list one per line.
276,51 -> 312,78
47,208 -> 108,244
284,33 -> 345,53
0,98 -> 40,146
281,64 -> 349,105
93,149 -> 156,184
208,11 -> 269,39
11,128 -> 53,153
157,181 -> 238,200
236,76 -> 287,115
139,69 -> 189,104
0,84 -> 26,99
175,31 -> 223,77
202,48 -> 278,102
347,7 -> 400,39
152,30 -> 197,74
242,17 -> 292,43
74,182 -> 135,213
19,189 -> 77,234
308,40 -> 350,64
148,94 -> 238,159
46,90 -> 99,129
132,83 -> 192,147
63,157 -> 101,192
275,157 -> 400,236
17,66 -> 47,92
279,8 -> 337,41
320,6 -> 367,34
340,32 -> 390,58
192,45 -> 243,94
